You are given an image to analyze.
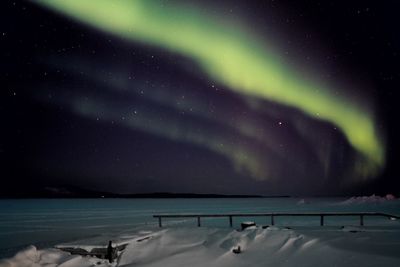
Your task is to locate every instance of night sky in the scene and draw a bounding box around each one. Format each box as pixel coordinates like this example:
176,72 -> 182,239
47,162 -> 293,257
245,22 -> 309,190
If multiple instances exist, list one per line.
1,0 -> 399,196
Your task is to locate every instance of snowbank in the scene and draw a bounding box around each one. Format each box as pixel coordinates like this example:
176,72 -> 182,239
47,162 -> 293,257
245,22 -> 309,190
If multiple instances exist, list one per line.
340,194 -> 397,205
0,245 -> 112,267
2,226 -> 400,267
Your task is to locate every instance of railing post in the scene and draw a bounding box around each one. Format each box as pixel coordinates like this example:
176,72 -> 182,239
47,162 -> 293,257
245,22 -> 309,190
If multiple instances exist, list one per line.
197,216 -> 201,227
158,217 -> 162,228
360,215 -> 364,226
320,215 -> 324,226
271,215 -> 275,225
229,216 -> 233,227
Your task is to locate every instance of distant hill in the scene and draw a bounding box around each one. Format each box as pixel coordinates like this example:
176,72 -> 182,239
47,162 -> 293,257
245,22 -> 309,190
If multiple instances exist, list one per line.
0,185 -> 289,198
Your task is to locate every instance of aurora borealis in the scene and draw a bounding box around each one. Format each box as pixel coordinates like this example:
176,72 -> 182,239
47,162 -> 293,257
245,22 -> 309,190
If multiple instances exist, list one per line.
2,0 -> 399,196
35,0 -> 384,175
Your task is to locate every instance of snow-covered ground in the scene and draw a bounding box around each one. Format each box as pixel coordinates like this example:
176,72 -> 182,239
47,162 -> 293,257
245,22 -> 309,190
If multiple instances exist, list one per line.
2,225 -> 400,267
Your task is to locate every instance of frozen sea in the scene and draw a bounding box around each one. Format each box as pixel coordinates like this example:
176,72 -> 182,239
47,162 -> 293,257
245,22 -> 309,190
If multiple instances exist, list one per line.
1,197 -> 399,259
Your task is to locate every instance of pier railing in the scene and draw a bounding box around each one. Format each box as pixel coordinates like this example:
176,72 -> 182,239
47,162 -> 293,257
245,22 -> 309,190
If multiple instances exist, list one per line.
153,212 -> 400,227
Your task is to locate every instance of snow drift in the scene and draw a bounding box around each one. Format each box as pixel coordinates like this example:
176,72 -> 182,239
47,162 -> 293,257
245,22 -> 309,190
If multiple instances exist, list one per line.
1,226 -> 400,267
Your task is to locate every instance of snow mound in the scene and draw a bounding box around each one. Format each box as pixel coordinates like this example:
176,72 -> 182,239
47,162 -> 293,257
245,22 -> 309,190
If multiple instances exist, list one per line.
117,226 -> 400,267
2,226 -> 400,267
0,245 -> 112,267
296,199 -> 309,205
340,194 -> 397,205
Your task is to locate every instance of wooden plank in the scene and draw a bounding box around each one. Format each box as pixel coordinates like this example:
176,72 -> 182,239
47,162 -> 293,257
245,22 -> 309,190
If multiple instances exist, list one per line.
57,242 -> 127,263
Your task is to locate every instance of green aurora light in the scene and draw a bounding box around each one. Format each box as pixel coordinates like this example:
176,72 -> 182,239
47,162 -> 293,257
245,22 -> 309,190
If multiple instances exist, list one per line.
34,0 -> 385,177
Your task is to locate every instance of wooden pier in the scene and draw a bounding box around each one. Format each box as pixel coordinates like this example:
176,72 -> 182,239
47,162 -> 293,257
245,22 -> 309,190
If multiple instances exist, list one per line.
153,212 -> 400,227
57,241 -> 127,263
